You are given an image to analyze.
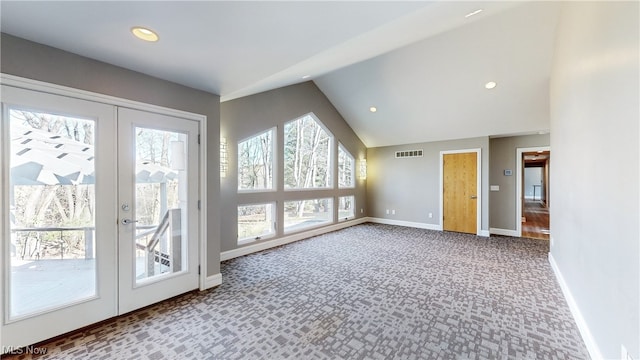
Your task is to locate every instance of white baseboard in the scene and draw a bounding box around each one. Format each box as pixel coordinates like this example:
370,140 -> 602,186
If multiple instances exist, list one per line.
221,217 -> 369,261
368,217 -> 491,237
367,217 -> 442,231
202,273 -> 222,290
490,228 -> 519,237
548,252 -> 602,360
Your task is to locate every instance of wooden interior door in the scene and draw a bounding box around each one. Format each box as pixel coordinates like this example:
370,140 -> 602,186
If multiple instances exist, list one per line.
443,152 -> 477,234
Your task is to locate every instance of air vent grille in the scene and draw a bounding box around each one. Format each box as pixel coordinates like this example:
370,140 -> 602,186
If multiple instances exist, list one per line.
395,149 -> 423,158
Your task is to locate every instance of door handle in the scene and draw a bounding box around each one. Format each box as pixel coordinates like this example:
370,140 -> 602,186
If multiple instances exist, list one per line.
470,195 -> 477,199
121,218 -> 139,225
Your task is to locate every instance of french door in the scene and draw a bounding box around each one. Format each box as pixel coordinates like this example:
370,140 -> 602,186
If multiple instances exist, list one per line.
117,108 -> 199,314
1,85 -> 200,349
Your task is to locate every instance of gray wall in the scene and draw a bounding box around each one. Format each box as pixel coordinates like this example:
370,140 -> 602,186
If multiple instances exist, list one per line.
366,137 -> 489,231
550,2 -> 639,358
1,34 -> 222,276
220,82 -> 367,252
489,134 -> 550,230
524,168 -> 542,199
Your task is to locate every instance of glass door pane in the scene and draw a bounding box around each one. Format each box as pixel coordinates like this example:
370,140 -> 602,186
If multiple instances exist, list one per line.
8,109 -> 97,319
133,128 -> 187,283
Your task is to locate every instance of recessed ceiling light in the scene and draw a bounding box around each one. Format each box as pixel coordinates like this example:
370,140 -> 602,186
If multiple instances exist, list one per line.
131,26 -> 159,42
465,9 -> 483,18
302,75 -> 311,79
369,106 -> 377,113
485,81 -> 497,89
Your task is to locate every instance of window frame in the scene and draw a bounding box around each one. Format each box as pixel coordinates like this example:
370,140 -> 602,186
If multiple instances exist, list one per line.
283,197 -> 334,234
283,113 -> 334,191
338,195 -> 356,222
338,142 -> 355,189
237,202 -> 277,245
237,127 -> 276,193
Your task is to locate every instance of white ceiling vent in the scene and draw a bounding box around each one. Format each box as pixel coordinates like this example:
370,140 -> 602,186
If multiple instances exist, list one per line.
395,149 -> 423,158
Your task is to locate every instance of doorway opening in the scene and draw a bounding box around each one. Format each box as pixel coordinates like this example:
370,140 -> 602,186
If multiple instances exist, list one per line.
518,149 -> 550,240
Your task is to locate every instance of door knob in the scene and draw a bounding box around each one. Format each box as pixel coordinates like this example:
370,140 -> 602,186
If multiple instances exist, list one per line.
470,195 -> 477,199
121,218 -> 139,225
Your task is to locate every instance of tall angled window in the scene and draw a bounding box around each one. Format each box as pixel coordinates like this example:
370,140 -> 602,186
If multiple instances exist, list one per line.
284,113 -> 332,190
338,143 -> 355,188
238,128 -> 274,191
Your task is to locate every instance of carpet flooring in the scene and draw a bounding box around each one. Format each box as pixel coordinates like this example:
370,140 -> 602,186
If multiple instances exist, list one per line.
3,223 -> 589,359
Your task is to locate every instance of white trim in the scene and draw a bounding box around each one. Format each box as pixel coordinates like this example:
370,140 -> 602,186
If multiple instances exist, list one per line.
490,228 -> 519,237
516,146 -> 550,238
237,235 -> 275,246
198,111 -> 208,291
1,74 -> 209,301
478,230 -> 490,237
367,217 -> 442,231
548,253 -> 602,360
221,217 -> 368,261
203,273 -> 222,290
439,148 -> 482,236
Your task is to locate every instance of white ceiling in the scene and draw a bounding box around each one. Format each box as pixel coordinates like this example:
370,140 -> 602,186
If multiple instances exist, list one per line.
0,1 -> 560,148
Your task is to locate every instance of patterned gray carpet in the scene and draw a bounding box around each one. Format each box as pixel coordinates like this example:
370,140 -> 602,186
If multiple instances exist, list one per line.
6,223 -> 589,359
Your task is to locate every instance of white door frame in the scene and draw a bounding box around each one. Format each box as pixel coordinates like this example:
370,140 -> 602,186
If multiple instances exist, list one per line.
516,146 -> 550,237
439,148 -> 482,236
0,74 -> 209,347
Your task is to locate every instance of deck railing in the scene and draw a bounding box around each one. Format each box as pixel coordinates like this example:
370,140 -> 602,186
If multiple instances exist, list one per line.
10,226 -> 96,260
11,211 -> 180,276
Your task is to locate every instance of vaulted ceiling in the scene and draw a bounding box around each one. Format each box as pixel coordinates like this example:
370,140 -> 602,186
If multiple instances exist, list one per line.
0,1 -> 559,147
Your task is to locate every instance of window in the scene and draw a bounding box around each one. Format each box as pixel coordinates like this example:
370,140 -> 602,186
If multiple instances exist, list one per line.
338,143 -> 355,188
238,129 -> 274,191
238,203 -> 276,244
283,198 -> 333,233
284,114 -> 332,190
338,196 -> 355,221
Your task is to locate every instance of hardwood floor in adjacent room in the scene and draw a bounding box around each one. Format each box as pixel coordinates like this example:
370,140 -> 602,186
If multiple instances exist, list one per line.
522,200 -> 550,240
